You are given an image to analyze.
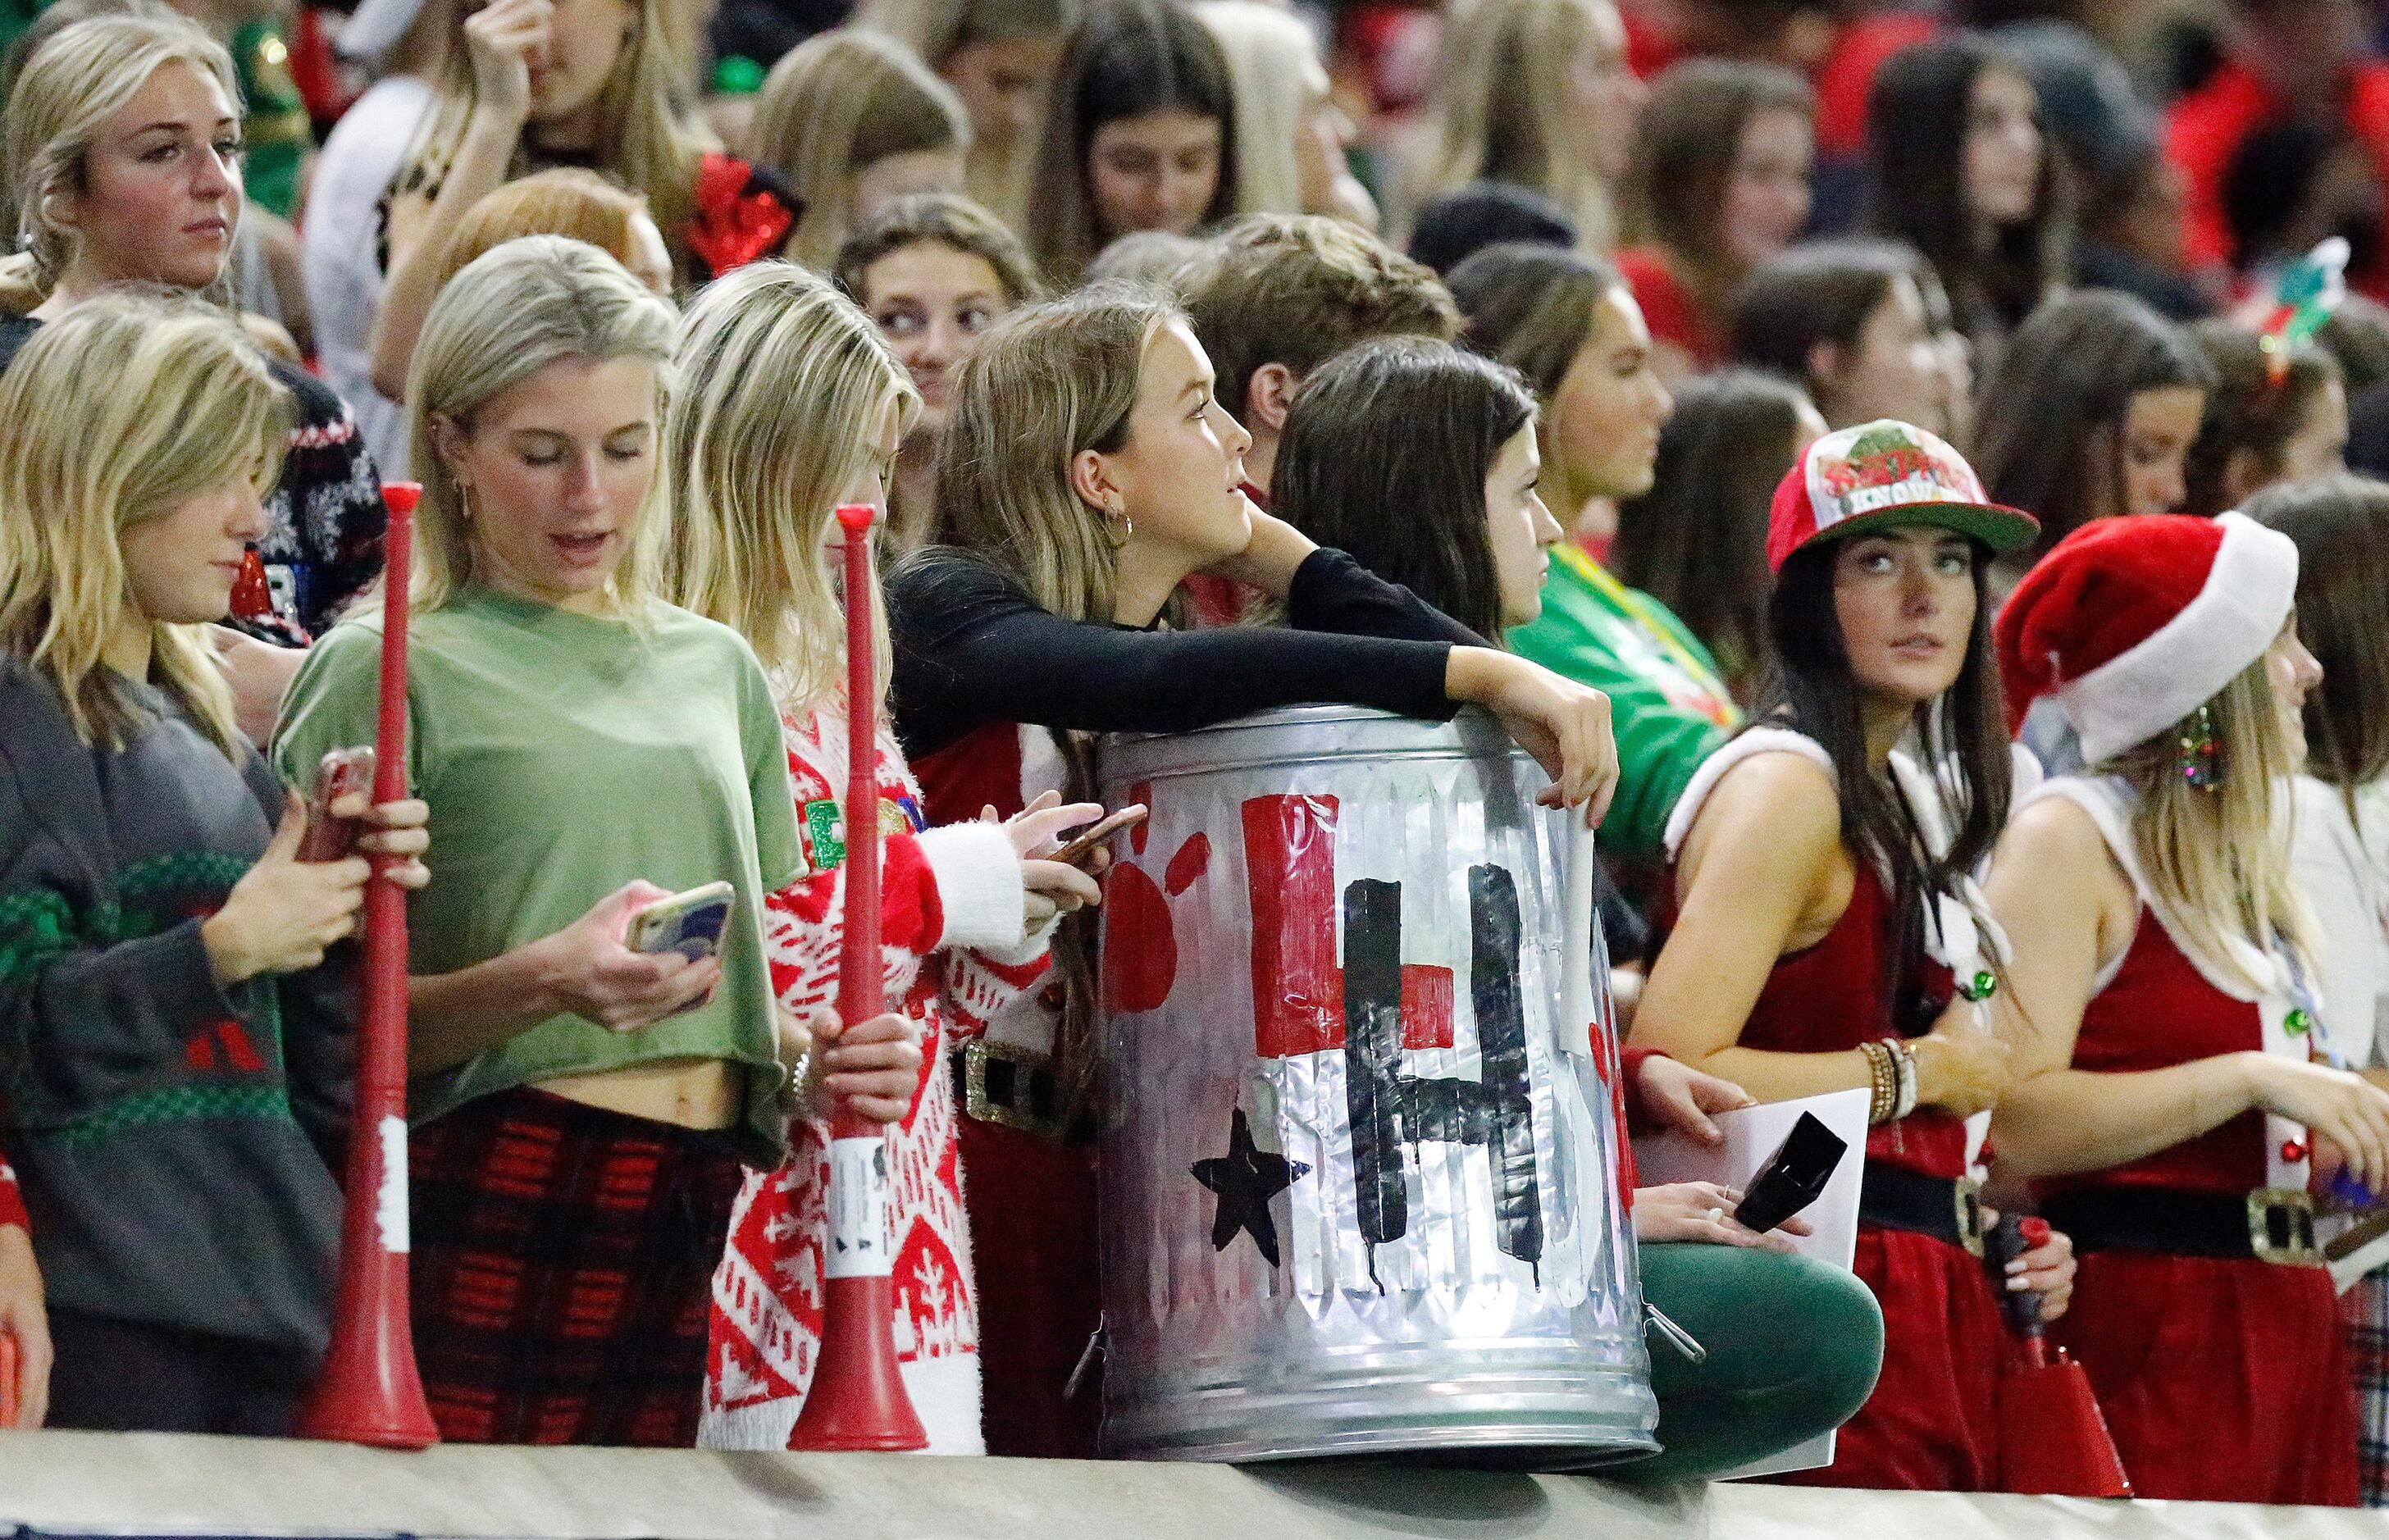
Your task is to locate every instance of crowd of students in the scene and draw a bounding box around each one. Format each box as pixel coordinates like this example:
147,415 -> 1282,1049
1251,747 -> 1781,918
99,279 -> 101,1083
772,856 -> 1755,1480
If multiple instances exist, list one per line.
0,0 -> 2387,1509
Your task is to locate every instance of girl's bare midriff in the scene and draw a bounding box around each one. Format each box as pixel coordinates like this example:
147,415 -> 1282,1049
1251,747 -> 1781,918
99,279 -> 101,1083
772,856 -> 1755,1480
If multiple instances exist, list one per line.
538,1055 -> 741,1130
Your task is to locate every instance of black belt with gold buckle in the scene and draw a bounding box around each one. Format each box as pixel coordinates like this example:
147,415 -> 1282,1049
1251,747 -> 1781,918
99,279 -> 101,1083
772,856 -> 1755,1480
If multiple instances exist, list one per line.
2042,1185 -> 2323,1267
1859,1163 -> 1987,1256
950,1040 -> 1094,1145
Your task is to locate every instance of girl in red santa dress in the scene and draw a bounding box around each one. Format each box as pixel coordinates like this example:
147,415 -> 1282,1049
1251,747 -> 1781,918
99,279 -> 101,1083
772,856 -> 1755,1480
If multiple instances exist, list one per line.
1629,419 -> 2077,1491
1986,510 -> 2389,1505
666,260 -> 1105,1452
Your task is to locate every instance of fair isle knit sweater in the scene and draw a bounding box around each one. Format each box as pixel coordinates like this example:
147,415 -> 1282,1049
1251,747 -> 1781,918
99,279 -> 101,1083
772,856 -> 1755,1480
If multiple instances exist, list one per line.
0,659 -> 348,1355
703,699 -> 1051,1456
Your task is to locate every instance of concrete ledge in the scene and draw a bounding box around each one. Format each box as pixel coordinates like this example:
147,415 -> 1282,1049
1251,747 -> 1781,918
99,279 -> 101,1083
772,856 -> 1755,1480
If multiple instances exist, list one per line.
0,1431 -> 2378,1540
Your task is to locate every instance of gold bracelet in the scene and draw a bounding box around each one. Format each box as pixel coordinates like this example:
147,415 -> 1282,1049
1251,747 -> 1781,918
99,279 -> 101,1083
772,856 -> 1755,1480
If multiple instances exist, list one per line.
1858,1040 -> 1896,1126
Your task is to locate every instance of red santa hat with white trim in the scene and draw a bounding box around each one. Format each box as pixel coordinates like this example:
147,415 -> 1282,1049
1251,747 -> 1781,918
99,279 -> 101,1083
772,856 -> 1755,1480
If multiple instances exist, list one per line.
1995,512 -> 2300,766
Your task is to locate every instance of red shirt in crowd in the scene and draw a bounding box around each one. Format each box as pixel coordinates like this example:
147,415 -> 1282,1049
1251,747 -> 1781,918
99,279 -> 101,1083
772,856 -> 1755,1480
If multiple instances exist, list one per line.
1618,248 -> 1726,371
2166,57 -> 2389,301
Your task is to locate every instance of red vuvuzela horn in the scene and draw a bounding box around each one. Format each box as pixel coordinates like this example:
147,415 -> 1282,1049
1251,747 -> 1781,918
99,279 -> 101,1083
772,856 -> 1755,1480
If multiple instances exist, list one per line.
296,481 -> 440,1450
1987,1215 -> 2128,1497
786,503 -> 928,1452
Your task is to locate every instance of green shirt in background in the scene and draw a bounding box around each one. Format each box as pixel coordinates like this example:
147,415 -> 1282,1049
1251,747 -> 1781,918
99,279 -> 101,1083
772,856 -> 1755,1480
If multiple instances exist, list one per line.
272,588 -> 805,1167
1507,544 -> 1741,868
231,20 -> 312,222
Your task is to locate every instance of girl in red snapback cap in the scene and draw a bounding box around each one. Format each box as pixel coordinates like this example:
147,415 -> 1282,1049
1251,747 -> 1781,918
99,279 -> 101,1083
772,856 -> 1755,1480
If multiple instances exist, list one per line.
1986,510 -> 2387,1505
1631,419 -> 2073,1491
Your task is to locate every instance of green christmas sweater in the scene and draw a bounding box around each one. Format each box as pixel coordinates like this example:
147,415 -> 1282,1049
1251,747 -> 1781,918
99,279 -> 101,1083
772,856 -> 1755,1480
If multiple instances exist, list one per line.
1507,543 -> 1741,868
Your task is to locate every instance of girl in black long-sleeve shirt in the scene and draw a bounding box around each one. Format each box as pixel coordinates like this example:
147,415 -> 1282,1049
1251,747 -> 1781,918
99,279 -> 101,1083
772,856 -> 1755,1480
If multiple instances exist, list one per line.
893,284 -> 1617,1457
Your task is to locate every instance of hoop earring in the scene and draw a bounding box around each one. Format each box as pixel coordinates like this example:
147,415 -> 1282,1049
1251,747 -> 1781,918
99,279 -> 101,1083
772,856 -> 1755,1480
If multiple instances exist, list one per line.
2177,701 -> 2221,790
1102,508 -> 1133,549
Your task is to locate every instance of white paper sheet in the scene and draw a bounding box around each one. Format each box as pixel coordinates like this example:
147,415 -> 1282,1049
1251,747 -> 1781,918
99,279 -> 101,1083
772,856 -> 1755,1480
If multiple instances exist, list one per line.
1634,1087 -> 1872,1479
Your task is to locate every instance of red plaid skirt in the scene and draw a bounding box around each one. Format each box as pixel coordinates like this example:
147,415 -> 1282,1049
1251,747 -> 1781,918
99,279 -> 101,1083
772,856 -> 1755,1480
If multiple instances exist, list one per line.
408,1085 -> 744,1447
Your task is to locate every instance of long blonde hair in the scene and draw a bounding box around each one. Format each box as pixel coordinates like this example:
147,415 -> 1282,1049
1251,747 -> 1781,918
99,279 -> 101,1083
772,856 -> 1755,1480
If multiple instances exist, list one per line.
0,13 -> 239,312
404,235 -> 679,616
1431,0 -> 1617,249
932,283 -> 1173,624
1192,1 -> 1315,216
2107,656 -> 2316,994
665,260 -> 918,707
399,0 -> 707,277
750,28 -> 970,273
0,290 -> 287,753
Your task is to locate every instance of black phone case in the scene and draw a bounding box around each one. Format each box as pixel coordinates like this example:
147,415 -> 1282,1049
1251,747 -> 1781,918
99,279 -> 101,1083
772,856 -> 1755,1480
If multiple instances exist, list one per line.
1732,1112 -> 1849,1236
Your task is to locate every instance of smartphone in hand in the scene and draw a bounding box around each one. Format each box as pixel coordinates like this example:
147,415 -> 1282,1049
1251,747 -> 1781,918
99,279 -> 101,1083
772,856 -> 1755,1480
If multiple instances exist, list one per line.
1047,804 -> 1148,868
627,881 -> 737,963
299,747 -> 376,863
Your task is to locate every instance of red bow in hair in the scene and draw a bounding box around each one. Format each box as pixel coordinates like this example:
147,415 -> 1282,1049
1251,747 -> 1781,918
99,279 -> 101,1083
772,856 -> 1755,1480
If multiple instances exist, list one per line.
686,151 -> 794,278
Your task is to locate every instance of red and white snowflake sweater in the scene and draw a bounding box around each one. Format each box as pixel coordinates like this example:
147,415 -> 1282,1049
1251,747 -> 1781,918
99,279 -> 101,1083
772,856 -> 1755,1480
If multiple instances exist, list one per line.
700,698 -> 1053,1455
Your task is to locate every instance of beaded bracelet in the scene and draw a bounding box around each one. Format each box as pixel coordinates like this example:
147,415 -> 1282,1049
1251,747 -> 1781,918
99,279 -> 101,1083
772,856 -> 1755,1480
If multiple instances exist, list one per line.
1888,1039 -> 1920,1122
1858,1039 -> 1897,1125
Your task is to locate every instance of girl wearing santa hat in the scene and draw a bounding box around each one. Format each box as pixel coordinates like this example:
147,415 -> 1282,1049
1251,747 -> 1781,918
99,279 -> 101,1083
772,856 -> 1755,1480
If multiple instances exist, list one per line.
1630,419 -> 2075,1490
1987,511 -> 2389,1505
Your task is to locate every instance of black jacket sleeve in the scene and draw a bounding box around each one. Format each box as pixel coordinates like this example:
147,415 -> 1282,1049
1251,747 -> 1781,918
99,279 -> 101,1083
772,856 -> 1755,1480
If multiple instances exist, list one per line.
1285,547 -> 1489,647
891,551 -> 1465,759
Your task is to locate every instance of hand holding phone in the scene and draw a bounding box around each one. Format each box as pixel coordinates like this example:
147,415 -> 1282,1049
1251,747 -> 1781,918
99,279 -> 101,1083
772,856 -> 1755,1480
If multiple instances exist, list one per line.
298,747 -> 375,863
1048,804 -> 1147,868
627,881 -> 737,963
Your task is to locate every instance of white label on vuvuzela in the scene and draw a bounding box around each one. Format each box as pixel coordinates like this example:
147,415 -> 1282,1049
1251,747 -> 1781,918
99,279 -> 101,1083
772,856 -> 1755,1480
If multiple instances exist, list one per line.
376,1114 -> 410,1254
825,1136 -> 892,1278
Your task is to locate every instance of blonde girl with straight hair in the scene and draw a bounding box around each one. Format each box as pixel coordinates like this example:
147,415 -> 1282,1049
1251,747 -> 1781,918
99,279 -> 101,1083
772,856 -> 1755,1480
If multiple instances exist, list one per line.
0,11 -> 236,310
891,282 -> 1623,1453
1987,510 -> 2389,1505
748,29 -> 970,273
0,296 -> 276,752
1427,0 -> 1644,253
0,291 -> 427,1433
853,0 -> 1072,228
370,0 -> 798,397
276,237 -> 920,1447
396,235 -> 675,618
1192,1 -> 1375,230
0,13 -> 390,649
668,260 -> 1096,1451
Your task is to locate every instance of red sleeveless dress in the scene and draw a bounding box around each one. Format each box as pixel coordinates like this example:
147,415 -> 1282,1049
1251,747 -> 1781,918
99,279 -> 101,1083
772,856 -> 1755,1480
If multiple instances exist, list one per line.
1660,730 -> 2004,1488
1735,861 -> 2004,1491
2037,897 -> 2359,1504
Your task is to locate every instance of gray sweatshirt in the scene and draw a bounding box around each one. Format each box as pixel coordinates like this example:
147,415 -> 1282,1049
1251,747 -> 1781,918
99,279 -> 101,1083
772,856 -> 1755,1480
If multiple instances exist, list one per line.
0,658 -> 349,1356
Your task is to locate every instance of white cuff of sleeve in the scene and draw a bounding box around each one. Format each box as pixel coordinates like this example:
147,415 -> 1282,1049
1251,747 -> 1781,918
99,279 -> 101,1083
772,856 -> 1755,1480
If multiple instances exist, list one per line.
978,907 -> 1063,968
917,821 -> 1028,954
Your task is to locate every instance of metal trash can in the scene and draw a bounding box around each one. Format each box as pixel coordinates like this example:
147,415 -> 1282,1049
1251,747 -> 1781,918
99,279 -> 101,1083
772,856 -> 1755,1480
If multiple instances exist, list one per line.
1095,705 -> 1657,1465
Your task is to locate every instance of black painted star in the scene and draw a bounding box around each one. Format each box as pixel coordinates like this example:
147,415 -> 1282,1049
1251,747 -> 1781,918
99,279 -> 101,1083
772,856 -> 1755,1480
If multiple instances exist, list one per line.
1191,1109 -> 1311,1267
